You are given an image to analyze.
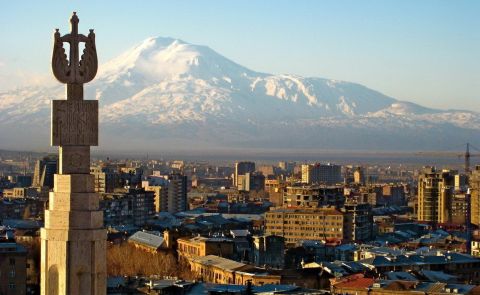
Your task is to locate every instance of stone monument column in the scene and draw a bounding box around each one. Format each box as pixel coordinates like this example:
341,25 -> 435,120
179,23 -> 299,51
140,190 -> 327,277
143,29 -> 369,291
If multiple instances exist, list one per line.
40,12 -> 106,295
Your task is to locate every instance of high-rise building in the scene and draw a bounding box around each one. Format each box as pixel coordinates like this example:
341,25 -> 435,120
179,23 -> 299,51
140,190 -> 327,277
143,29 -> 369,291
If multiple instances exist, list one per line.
470,166 -> 480,226
301,163 -> 342,185
166,174 -> 188,214
141,174 -> 187,213
32,156 -> 57,189
234,161 -> 255,186
417,167 -> 455,224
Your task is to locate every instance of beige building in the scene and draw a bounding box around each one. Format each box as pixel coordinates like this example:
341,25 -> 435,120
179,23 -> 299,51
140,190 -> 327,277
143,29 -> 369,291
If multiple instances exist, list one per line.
177,236 -> 234,259
471,166 -> 480,227
143,185 -> 165,213
417,167 -> 455,223
189,255 -> 281,286
265,207 -> 344,245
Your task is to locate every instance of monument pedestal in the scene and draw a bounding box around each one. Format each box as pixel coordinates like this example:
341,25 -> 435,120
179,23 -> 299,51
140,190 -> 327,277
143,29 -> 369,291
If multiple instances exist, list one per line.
40,174 -> 106,295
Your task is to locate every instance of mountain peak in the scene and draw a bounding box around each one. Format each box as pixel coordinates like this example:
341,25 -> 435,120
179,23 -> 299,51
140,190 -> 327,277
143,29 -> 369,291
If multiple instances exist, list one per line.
99,36 -> 256,84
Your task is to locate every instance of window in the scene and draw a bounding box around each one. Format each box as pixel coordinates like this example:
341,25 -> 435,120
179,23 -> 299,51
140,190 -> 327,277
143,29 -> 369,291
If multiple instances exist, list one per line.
10,270 -> 15,278
9,258 -> 15,265
9,283 -> 15,289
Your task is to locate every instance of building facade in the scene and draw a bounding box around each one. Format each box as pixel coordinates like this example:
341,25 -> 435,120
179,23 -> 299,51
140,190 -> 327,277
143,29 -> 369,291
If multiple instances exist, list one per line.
417,167 -> 455,224
342,202 -> 373,242
100,188 -> 155,226
301,163 -> 342,185
265,207 -> 344,245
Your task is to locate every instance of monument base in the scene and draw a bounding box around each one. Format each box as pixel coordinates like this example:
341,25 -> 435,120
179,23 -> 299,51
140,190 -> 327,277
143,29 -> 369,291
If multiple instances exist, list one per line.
40,228 -> 107,295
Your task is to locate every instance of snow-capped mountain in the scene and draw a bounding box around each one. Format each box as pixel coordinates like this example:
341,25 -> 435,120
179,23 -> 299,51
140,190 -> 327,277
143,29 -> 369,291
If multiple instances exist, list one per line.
0,36 -> 479,152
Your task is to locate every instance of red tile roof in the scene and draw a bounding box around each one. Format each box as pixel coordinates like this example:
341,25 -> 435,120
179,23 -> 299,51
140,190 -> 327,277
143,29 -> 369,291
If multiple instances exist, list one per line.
333,274 -> 375,289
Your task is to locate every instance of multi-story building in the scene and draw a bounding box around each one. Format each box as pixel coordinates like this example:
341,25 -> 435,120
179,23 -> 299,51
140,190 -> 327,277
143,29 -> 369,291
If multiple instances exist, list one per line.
0,242 -> 27,295
90,165 -> 119,193
381,184 -> 406,206
283,185 -> 344,208
177,236 -> 234,259
264,179 -> 286,207
142,173 -> 187,214
451,193 -> 468,224
166,173 -> 187,213
471,166 -> 480,227
100,188 -> 155,226
144,185 -> 165,213
417,167 -> 455,224
265,207 -> 344,245
236,172 -> 265,192
188,255 -> 281,286
32,156 -> 57,189
342,202 -> 373,242
252,235 -> 284,268
301,163 -> 342,185
234,162 -> 255,187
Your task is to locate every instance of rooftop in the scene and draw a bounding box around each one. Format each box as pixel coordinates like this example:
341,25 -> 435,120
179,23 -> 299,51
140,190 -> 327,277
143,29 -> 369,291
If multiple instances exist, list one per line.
191,255 -> 246,271
128,231 -> 164,249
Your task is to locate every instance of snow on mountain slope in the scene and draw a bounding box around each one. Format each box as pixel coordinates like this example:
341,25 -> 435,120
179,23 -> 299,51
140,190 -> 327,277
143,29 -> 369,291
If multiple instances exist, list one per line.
0,36 -> 478,151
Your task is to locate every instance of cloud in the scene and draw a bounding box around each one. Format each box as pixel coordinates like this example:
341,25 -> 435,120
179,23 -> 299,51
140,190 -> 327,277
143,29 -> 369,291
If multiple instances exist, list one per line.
0,67 -> 55,92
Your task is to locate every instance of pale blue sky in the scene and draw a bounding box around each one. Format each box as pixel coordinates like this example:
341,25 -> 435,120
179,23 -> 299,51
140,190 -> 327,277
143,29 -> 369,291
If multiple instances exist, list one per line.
0,0 -> 479,111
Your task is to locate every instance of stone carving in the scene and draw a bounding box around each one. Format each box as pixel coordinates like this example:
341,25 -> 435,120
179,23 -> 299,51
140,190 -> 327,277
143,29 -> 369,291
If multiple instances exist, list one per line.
52,12 -> 98,85
51,100 -> 98,146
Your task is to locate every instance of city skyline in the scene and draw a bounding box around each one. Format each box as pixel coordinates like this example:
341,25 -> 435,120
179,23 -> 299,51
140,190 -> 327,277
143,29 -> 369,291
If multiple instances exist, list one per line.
0,1 -> 479,112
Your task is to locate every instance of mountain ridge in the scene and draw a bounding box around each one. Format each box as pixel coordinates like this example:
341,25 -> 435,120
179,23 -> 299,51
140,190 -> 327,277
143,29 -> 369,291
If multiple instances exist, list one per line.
0,36 -> 479,152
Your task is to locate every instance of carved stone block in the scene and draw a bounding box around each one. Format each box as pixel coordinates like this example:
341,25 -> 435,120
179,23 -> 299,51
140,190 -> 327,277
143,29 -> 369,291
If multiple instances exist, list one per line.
54,174 -> 95,193
51,100 -> 98,146
48,191 -> 99,211
59,146 -> 90,174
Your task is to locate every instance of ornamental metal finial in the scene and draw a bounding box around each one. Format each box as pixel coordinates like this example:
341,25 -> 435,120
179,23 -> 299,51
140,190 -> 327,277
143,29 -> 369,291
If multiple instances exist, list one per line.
52,12 -> 98,86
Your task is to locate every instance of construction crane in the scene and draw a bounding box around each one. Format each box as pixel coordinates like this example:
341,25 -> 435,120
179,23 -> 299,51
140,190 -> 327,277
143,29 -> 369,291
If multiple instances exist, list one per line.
416,143 -> 480,174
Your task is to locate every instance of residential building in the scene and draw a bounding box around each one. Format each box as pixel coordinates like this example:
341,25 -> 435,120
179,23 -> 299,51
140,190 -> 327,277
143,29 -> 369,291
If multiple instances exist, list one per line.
265,207 -> 344,245
301,163 -> 342,185
0,242 -> 27,295
237,172 -> 265,192
471,166 -> 480,227
417,167 -> 455,224
177,236 -> 234,259
100,188 -> 155,226
166,174 -> 187,213
234,162 -> 255,187
342,202 -> 373,243
283,185 -> 344,208
90,165 -> 118,193
252,235 -> 285,268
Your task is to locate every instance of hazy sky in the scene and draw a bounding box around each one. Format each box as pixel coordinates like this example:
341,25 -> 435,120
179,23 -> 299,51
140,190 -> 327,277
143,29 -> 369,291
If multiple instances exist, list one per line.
1,0 -> 479,111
